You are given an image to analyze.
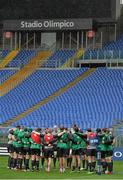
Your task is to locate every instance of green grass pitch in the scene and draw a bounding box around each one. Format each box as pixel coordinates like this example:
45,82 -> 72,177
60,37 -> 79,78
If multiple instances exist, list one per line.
0,156 -> 123,179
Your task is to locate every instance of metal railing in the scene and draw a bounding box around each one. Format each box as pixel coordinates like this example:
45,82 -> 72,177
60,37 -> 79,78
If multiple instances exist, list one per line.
113,129 -> 123,147
0,127 -> 10,145
113,119 -> 123,147
82,50 -> 123,60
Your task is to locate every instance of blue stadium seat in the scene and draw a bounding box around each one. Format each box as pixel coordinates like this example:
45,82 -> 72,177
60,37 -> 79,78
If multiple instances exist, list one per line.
7,49 -> 36,67
82,36 -> 123,60
42,49 -> 76,67
0,68 -> 87,123
0,70 -> 17,83
6,68 -> 123,129
0,50 -> 9,59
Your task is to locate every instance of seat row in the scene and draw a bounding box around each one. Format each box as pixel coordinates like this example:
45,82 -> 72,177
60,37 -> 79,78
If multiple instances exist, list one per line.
8,68 -> 123,129
0,68 -> 87,123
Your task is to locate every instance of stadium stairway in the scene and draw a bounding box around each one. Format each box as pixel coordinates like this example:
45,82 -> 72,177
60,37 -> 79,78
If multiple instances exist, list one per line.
0,51 -> 51,96
61,49 -> 84,68
0,50 -> 18,69
1,68 -> 96,127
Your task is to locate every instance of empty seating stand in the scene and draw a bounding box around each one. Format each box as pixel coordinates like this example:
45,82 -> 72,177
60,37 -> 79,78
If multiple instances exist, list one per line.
0,70 -> 17,83
42,49 -> 76,68
81,36 -> 123,60
9,68 -> 123,129
6,49 -> 36,67
0,68 -> 87,124
0,50 -> 9,60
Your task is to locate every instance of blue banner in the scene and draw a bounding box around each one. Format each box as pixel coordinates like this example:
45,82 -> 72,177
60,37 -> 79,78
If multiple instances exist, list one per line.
113,147 -> 123,161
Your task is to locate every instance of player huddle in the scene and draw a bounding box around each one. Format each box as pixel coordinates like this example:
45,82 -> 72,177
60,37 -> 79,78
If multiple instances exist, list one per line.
7,124 -> 115,174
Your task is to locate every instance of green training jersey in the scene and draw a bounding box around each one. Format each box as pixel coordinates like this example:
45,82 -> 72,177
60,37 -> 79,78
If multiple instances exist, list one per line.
57,132 -> 69,149
98,133 -> 108,151
29,138 -> 41,149
22,132 -> 30,148
71,133 -> 82,150
80,138 -> 86,149
76,132 -> 87,149
13,129 -> 23,148
13,128 -> 20,138
105,134 -> 114,151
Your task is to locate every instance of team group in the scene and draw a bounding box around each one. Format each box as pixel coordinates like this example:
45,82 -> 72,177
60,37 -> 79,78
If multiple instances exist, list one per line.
7,124 -> 115,174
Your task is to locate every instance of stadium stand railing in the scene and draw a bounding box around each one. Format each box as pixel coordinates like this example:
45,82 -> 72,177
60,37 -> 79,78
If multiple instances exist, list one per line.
77,36 -> 123,68
61,49 -> 84,68
41,49 -> 76,68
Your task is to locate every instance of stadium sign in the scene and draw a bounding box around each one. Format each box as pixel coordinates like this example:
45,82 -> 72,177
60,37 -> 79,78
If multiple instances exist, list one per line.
3,19 -> 92,31
113,148 -> 123,161
21,20 -> 74,29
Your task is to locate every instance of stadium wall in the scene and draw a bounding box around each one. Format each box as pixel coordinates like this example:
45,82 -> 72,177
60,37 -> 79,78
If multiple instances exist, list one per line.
0,0 -> 121,50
